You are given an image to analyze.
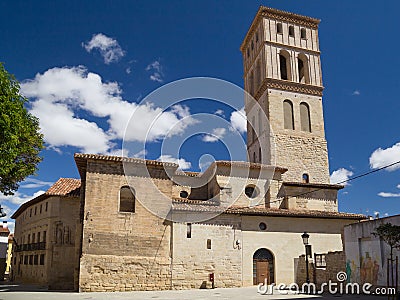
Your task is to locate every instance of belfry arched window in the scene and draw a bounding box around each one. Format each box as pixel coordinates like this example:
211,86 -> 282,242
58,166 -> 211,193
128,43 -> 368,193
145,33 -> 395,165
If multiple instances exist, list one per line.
297,53 -> 310,84
283,100 -> 294,130
300,102 -> 311,132
279,50 -> 291,81
119,186 -> 135,213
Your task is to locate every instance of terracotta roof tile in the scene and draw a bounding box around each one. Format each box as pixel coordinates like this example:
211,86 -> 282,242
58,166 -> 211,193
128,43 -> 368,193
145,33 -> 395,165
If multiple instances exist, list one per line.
45,178 -> 81,197
171,203 -> 366,220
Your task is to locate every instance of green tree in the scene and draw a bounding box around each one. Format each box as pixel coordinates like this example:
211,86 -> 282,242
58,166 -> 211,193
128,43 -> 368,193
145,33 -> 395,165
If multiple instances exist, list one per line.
0,62 -> 43,195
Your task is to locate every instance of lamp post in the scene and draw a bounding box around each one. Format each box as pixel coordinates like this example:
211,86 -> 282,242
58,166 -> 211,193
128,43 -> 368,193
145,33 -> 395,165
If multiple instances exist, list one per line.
301,232 -> 310,284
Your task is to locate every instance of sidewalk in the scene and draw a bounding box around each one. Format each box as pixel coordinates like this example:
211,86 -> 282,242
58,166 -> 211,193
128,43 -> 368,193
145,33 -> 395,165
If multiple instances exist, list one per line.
0,283 -> 393,300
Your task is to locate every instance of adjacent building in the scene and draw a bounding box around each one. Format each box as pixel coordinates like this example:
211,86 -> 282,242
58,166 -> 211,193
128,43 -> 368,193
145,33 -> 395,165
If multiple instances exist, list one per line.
11,178 -> 80,289
11,6 -> 366,292
0,222 -> 10,280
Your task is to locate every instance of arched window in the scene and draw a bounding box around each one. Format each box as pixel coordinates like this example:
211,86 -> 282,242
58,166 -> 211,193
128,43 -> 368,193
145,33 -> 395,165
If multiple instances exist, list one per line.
259,147 -> 262,163
302,173 -> 310,183
289,25 -> 294,37
253,152 -> 256,163
300,102 -> 311,132
277,23 -> 283,34
297,54 -> 310,84
283,100 -> 294,130
255,61 -> 261,90
119,186 -> 135,213
249,70 -> 254,95
279,50 -> 291,81
301,28 -> 307,39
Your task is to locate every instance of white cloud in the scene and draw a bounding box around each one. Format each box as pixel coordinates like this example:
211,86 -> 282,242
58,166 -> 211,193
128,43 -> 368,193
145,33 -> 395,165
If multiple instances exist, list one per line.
5,221 -> 15,234
125,67 -> 131,74
214,109 -> 225,117
330,168 -> 353,185
202,127 -> 227,143
0,190 -> 46,206
133,149 -> 147,158
157,155 -> 191,170
378,192 -> 400,198
20,178 -> 53,189
369,142 -> 400,171
21,66 -> 197,153
397,184 -> 400,189
83,33 -> 125,64
146,60 -> 164,83
229,107 -> 247,134
352,90 -> 361,96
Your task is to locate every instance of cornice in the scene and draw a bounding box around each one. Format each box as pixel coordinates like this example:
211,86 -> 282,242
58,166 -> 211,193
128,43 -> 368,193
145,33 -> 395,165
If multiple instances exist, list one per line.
254,78 -> 324,99
240,6 -> 320,53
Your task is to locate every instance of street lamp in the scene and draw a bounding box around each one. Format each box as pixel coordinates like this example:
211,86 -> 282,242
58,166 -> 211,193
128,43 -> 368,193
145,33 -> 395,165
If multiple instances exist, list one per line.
301,232 -> 310,284
0,206 -> 6,218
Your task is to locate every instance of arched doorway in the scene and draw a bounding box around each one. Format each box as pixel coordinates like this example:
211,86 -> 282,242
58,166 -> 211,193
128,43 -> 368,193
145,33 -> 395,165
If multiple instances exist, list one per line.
253,248 -> 275,285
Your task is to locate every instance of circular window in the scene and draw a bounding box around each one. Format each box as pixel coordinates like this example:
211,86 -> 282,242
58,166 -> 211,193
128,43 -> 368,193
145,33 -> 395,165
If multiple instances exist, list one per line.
245,185 -> 259,198
259,222 -> 267,231
180,191 -> 189,198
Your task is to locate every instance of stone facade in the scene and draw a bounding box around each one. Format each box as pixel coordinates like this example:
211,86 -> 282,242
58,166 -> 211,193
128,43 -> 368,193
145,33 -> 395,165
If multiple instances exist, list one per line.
11,6 -> 367,293
11,178 -> 80,290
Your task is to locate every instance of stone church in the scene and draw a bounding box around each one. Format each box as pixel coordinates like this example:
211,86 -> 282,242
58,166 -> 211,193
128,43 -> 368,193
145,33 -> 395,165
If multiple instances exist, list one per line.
11,6 -> 365,291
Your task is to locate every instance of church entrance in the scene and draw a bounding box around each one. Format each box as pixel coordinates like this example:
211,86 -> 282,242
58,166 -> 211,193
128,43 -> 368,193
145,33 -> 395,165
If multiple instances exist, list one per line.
253,248 -> 275,285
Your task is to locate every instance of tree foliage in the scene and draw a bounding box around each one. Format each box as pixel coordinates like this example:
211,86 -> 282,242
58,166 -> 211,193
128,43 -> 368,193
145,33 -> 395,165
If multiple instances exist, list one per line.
0,62 -> 43,195
373,222 -> 400,258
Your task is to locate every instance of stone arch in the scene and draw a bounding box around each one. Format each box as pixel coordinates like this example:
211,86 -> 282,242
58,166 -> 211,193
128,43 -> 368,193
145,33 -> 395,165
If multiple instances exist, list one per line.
253,248 -> 275,285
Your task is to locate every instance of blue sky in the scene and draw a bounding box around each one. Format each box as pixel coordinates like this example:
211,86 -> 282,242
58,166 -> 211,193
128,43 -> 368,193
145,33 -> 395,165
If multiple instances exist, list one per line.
1,0 -> 400,231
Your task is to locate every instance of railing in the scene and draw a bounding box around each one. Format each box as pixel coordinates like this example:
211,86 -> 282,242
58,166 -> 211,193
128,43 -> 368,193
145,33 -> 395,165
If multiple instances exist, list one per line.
14,242 -> 46,252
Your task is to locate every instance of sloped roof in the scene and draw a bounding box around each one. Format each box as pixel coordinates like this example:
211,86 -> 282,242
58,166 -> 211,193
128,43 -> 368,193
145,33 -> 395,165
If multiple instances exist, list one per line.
172,202 -> 366,220
11,178 -> 81,219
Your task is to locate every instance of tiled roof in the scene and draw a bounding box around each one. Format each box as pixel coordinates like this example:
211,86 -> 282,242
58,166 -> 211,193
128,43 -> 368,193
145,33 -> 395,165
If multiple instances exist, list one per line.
74,153 -> 178,167
172,203 -> 366,220
283,182 -> 344,190
45,178 -> 81,197
0,226 -> 10,234
215,161 -> 288,173
11,178 -> 80,219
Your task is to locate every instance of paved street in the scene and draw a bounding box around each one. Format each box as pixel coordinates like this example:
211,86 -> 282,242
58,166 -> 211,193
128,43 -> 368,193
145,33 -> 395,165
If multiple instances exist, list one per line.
0,283 -> 394,300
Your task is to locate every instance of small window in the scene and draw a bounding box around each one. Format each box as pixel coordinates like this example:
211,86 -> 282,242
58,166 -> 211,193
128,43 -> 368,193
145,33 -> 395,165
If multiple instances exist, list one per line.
34,206 -> 37,215
279,54 -> 288,80
40,254 -> 45,265
43,231 -> 46,243
30,208 -> 32,217
32,233 -> 35,243
289,25 -> 294,37
24,255 -> 28,265
300,102 -> 311,132
40,204 -> 42,214
27,234 -> 30,244
301,28 -> 307,39
259,222 -> 267,231
245,185 -> 259,198
302,173 -> 310,183
207,239 -> 212,249
37,232 -> 41,243
315,254 -> 326,268
259,147 -> 262,164
187,223 -> 192,239
29,255 -> 33,265
253,152 -> 256,163
45,202 -> 48,212
256,31 -> 259,42
34,255 -> 38,265
251,41 -> 254,50
277,23 -> 283,34
119,186 -> 135,213
247,48 -> 250,58
180,191 -> 189,198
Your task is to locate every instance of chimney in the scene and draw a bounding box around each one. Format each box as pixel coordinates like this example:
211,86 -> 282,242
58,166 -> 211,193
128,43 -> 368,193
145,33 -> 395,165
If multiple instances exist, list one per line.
2,221 -> 7,229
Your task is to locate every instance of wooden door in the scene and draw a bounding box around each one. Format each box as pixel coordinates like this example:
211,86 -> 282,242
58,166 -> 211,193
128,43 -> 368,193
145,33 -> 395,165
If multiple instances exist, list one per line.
256,261 -> 269,285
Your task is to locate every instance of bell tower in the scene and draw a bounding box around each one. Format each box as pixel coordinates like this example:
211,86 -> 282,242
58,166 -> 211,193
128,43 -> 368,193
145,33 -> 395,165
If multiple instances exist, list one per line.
241,6 -> 330,184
